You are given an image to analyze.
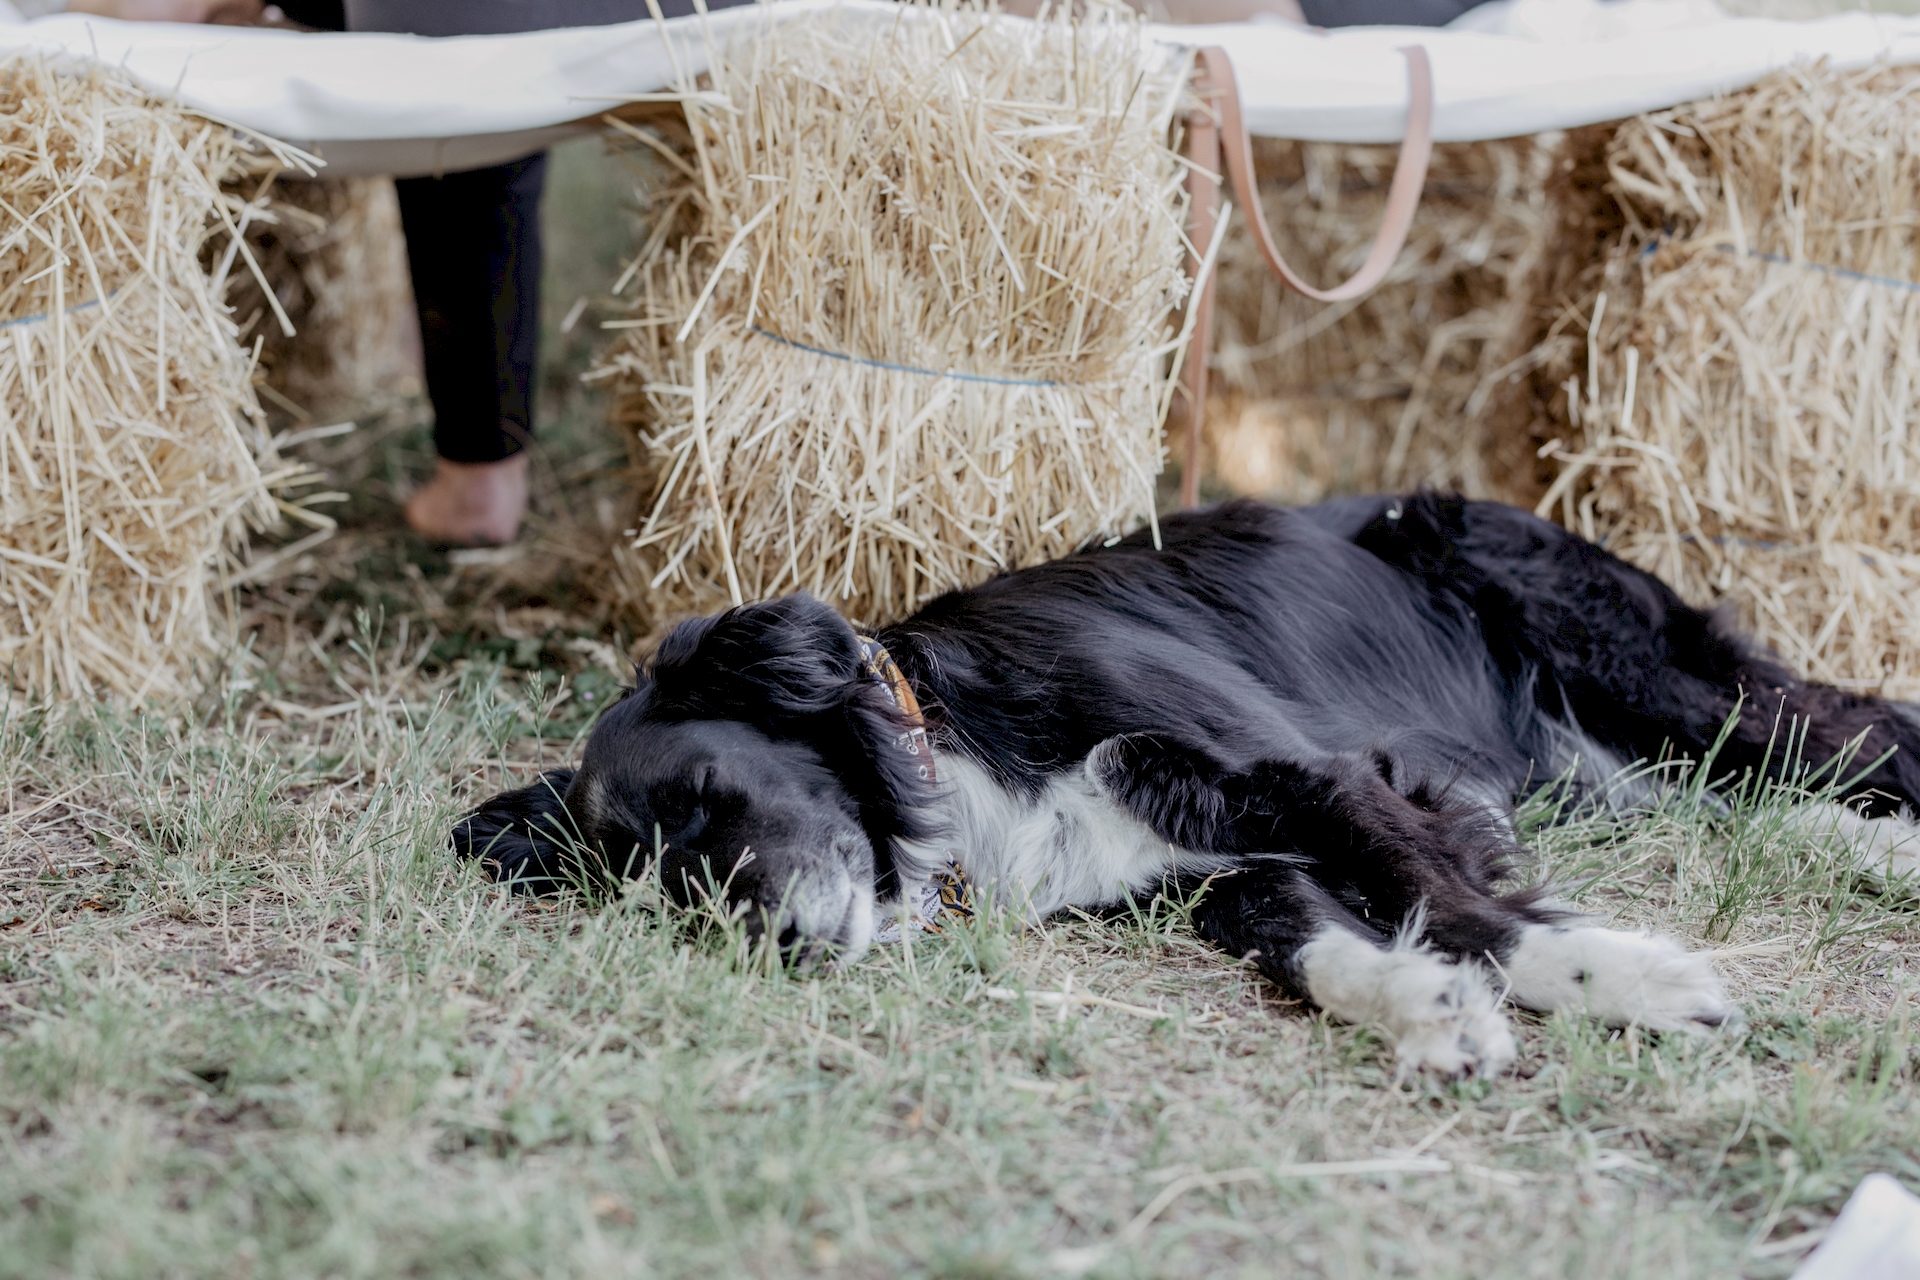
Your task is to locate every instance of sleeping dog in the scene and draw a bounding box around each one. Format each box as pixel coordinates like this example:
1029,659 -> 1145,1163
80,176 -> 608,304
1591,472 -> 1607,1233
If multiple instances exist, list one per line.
454,494 -> 1920,1076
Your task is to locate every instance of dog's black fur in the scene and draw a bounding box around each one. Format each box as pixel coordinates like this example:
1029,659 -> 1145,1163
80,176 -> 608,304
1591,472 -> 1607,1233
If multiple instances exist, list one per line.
454,495 -> 1920,1052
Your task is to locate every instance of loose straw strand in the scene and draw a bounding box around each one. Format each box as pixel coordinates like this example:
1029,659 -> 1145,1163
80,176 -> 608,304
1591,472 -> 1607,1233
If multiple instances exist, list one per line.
691,343 -> 743,607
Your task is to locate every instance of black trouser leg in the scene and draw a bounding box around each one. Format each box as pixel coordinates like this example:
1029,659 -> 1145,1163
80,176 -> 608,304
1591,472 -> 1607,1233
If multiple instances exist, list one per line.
394,153 -> 547,465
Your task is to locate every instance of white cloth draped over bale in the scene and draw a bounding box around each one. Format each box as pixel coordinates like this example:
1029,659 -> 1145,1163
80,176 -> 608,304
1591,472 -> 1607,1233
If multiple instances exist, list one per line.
593,5 -> 1200,633
0,55 -> 322,701
9,0 -> 1920,171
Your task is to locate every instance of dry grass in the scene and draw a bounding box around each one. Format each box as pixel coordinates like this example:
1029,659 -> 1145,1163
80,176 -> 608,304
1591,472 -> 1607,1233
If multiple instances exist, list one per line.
1199,135 -> 1558,507
1535,64 -> 1920,699
592,2 -> 1195,635
2,391 -> 1913,1280
0,55 -> 322,701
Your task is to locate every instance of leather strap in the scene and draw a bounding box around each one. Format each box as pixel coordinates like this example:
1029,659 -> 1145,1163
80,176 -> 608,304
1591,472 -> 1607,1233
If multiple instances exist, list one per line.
1176,100 -> 1222,509
1176,44 -> 1435,507
1194,43 -> 1435,303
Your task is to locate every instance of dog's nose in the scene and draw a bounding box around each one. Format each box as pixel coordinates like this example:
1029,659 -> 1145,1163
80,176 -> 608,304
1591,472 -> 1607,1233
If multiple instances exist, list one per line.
746,909 -> 831,969
733,875 -> 872,966
738,899 -> 808,950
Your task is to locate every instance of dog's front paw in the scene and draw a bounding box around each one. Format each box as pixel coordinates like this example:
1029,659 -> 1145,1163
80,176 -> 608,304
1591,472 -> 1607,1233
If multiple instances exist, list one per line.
1508,925 -> 1739,1033
1300,926 -> 1516,1078
1389,965 -> 1518,1080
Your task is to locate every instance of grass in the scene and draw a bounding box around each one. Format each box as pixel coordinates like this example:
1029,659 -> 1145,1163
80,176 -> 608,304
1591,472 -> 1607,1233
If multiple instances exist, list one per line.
7,41 -> 1920,1275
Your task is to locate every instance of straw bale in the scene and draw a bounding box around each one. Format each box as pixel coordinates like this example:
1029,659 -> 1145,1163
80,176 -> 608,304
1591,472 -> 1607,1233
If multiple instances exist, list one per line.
1201,135 -> 1559,506
1535,64 -> 1920,699
0,55 -> 317,701
591,4 -> 1195,632
226,175 -> 418,417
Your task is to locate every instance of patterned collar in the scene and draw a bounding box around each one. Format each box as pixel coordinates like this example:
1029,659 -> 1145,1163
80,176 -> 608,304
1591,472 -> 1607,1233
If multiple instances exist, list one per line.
855,636 -> 973,943
855,636 -> 936,785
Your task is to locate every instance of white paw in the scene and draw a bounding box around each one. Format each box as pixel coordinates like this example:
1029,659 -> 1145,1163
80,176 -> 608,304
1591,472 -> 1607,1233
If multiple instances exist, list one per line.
1387,963 -> 1519,1079
1787,803 -> 1920,887
1299,926 -> 1516,1078
1507,924 -> 1738,1033
1852,815 -> 1920,887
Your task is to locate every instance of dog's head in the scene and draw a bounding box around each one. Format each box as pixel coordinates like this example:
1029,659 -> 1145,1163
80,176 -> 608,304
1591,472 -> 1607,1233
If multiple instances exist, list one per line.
452,594 -> 935,960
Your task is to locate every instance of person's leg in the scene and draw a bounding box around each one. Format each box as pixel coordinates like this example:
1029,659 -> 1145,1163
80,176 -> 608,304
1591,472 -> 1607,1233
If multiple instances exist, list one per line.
347,0 -> 750,35
395,153 -> 547,545
1297,0 -> 1491,24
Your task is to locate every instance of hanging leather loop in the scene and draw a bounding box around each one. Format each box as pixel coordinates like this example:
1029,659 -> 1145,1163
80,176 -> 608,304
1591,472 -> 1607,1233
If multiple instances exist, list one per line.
1193,43 -> 1436,303
1176,43 -> 1435,506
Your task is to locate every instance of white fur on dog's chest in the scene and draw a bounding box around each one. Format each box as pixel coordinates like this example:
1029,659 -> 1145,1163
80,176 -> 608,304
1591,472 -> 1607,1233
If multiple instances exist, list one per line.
897,749 -> 1231,920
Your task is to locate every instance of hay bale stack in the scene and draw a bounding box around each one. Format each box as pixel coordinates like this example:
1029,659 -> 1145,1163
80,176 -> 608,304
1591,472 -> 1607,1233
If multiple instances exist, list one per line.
227,175 -> 419,417
1536,65 -> 1920,698
1203,135 -> 1558,506
0,55 -> 312,701
592,6 -> 1193,631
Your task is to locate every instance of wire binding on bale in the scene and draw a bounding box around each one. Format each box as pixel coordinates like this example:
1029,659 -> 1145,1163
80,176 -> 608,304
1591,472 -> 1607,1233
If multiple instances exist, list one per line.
1535,64 -> 1920,699
591,1 -> 1197,633
0,55 -> 322,701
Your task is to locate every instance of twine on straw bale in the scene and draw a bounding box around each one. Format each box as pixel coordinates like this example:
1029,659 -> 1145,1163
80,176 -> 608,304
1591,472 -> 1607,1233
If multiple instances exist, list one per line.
1535,64 -> 1920,698
591,3 -> 1197,632
0,55 -> 321,701
1202,136 -> 1558,507
227,175 -> 419,417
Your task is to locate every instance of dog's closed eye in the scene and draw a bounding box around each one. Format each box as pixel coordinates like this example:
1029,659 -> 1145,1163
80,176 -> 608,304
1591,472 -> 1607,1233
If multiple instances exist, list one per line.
650,778 -> 710,841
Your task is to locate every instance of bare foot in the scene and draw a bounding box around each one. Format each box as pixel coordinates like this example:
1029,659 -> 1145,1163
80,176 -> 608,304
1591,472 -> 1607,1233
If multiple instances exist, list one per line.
404,454 -> 530,547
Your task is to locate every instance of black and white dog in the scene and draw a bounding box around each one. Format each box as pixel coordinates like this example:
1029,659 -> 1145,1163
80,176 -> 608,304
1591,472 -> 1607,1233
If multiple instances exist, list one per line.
455,495 -> 1920,1076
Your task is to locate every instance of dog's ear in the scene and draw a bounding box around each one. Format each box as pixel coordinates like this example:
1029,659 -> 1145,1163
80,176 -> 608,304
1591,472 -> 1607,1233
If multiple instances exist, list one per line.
649,594 -> 867,720
451,768 -> 584,892
648,595 -> 936,885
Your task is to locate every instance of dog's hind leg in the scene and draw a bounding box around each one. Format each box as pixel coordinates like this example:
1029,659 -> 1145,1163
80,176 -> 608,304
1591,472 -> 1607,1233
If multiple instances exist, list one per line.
1183,860 -> 1516,1078
1356,494 -> 1920,815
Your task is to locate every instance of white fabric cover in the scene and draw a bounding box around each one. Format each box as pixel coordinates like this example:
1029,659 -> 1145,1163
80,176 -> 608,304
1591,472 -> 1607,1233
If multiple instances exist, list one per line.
0,0 -> 1916,174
